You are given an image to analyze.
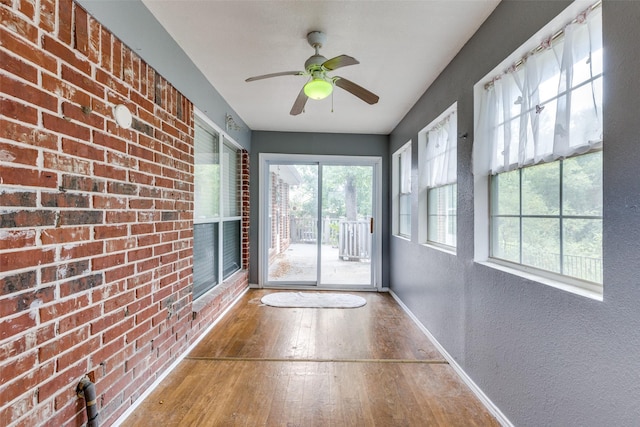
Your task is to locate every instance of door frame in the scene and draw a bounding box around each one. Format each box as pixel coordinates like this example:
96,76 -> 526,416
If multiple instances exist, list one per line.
258,153 -> 382,290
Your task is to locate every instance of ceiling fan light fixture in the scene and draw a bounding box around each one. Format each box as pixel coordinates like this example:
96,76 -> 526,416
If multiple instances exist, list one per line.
304,78 -> 333,100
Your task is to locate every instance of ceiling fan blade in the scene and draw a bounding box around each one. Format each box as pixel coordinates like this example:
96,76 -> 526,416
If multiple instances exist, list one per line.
334,77 -> 379,105
322,54 -> 359,71
245,71 -> 304,82
290,86 -> 308,116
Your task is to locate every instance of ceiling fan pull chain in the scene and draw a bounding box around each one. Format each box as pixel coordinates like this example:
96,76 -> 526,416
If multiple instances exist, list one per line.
331,90 -> 334,113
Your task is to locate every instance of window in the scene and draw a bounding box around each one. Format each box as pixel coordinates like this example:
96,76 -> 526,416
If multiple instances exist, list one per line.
393,142 -> 412,238
419,107 -> 457,249
193,115 -> 242,299
473,2 -> 603,295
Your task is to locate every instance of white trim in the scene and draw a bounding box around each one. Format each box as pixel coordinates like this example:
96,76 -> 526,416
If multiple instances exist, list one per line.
258,153 -> 382,290
389,290 -> 514,427
112,287 -> 249,427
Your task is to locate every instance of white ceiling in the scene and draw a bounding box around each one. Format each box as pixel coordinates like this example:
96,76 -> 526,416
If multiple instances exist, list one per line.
141,0 -> 500,135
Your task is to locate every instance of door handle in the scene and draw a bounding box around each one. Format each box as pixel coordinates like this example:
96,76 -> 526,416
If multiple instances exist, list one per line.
370,217 -> 374,234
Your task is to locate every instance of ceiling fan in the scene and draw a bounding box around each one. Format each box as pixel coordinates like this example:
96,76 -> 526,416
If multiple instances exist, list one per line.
245,31 -> 379,116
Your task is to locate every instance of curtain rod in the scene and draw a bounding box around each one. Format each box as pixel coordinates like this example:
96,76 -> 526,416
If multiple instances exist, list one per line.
484,0 -> 602,90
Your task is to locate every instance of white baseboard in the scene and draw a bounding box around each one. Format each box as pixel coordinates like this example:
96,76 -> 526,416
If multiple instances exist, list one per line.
112,287 -> 249,426
389,290 -> 513,427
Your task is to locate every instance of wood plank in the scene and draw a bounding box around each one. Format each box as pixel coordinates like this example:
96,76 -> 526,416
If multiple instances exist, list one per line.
123,290 -> 499,426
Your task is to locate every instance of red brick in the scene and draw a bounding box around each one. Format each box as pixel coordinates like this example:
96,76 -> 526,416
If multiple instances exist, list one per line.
103,290 -> 134,313
38,359 -> 89,402
88,17 -> 101,64
57,336 -> 100,371
0,210 -> 55,228
0,27 -> 57,73
90,308 -> 125,335
58,210 -> 103,226
105,211 -> 136,224
60,63 -> 102,96
91,335 -> 125,365
39,294 -> 90,323
17,0 -> 36,20
57,0 -> 73,45
91,279 -> 126,303
93,130 -> 127,153
42,112 -> 91,141
0,389 -> 39,426
0,247 -> 55,273
59,240 -> 103,259
40,259 -> 90,284
41,73 -> 91,107
39,0 -> 56,33
103,317 -> 134,344
0,286 -> 55,317
58,305 -> 101,335
59,273 -> 103,297
61,174 -> 105,192
61,101 -> 104,129
0,97 -> 38,125
93,163 -> 127,181
0,229 -> 36,250
94,224 -> 128,240
99,27 -> 112,73
0,50 -> 38,83
128,247 -> 152,262
105,237 -> 136,253
0,312 -> 37,341
39,326 -> 89,362
62,138 -> 104,162
41,191 -> 90,208
112,40 -> 122,79
0,359 -> 54,407
0,165 -> 57,188
104,264 -> 134,283
1,74 -> 57,112
91,253 -> 125,271
1,7 -> 38,43
95,67 -> 128,96
40,226 -> 91,246
74,5 -> 89,56
131,223 -> 154,235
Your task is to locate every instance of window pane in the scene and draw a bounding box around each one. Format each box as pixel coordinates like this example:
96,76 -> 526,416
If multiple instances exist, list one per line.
522,161 -> 559,216
492,170 -> 520,215
194,123 -> 219,220
563,151 -> 602,216
522,218 -> 560,273
563,218 -> 602,283
222,140 -> 240,217
399,193 -> 411,237
193,223 -> 218,299
491,216 -> 520,263
223,220 -> 241,279
427,184 -> 456,247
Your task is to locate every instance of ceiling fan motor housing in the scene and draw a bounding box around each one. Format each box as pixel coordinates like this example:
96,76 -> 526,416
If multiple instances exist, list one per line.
306,31 -> 327,49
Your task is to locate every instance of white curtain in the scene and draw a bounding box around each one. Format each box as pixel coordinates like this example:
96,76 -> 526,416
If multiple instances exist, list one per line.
425,111 -> 457,188
474,6 -> 602,175
399,145 -> 411,194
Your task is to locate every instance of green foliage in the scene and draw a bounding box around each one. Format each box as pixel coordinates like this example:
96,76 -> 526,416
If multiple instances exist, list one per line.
491,151 -> 602,282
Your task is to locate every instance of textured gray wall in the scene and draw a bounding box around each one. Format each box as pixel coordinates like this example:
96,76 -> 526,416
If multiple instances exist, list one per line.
250,132 -> 390,286
390,1 -> 640,426
76,0 -> 251,149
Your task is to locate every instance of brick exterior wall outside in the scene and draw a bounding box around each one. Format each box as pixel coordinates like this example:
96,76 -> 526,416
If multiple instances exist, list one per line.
0,1 -> 249,426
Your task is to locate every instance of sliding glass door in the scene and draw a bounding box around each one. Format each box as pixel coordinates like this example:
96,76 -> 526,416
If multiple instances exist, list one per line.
261,155 -> 380,289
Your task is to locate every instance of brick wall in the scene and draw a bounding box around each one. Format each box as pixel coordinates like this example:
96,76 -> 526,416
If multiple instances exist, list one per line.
0,1 -> 249,426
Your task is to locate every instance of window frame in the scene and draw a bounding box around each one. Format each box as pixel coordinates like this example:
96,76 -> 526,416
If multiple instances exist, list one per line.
392,141 -> 412,239
418,104 -> 457,251
193,111 -> 243,300
472,2 -> 603,300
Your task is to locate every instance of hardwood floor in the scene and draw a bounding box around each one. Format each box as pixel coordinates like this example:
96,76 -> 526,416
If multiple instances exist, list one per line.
123,290 -> 499,426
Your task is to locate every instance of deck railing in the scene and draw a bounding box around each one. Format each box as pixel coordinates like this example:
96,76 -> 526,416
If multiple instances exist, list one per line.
290,217 -> 371,261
